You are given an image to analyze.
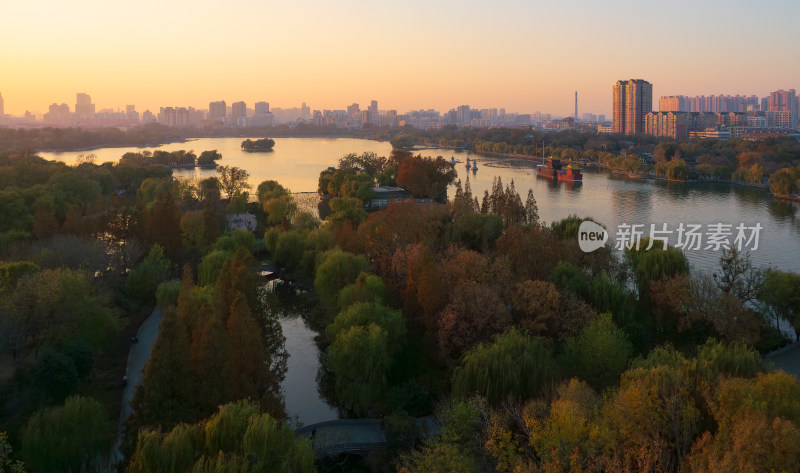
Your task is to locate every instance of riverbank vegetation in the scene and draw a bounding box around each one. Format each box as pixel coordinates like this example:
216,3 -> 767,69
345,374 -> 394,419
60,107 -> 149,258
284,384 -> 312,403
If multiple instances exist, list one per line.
3,123 -> 799,194
1,145 -> 799,472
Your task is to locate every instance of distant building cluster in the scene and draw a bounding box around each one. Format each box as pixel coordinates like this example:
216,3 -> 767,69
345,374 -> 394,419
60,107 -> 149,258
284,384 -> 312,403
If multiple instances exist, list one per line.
0,91 -> 609,131
608,80 -> 799,141
2,84 -> 797,139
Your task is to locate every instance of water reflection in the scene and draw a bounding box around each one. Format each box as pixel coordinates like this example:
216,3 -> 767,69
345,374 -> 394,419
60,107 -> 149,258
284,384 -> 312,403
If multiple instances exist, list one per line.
768,200 -> 798,220
265,281 -> 339,427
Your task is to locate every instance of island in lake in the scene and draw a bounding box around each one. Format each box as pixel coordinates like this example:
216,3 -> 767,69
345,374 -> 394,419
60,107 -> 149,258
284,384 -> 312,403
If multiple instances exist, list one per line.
241,138 -> 275,151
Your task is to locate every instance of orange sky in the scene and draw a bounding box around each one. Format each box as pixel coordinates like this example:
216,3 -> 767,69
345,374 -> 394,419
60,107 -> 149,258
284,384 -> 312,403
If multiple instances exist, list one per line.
2,0 -> 798,117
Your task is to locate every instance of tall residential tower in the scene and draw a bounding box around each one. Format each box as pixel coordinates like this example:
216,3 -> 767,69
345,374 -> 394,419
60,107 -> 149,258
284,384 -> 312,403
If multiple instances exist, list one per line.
612,79 -> 652,135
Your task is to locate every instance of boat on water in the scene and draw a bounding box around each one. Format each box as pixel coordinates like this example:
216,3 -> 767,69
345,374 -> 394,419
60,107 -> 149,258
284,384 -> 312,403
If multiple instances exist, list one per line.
451,156 -> 456,165
465,157 -> 471,169
472,161 -> 478,171
537,157 -> 582,182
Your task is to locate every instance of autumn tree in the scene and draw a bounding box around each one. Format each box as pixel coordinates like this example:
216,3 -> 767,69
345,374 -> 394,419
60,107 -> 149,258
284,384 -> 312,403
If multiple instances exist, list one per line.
127,307 -> 195,433
437,281 -> 508,359
216,165 -> 251,198
144,191 -> 182,251
715,247 -> 763,305
524,379 -> 607,471
603,347 -> 702,472
396,155 -> 457,202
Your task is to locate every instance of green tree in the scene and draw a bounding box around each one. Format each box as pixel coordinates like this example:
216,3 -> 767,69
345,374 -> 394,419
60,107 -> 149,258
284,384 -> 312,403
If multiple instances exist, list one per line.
337,272 -> 387,310
125,244 -> 172,305
624,237 -> 689,299
326,301 -> 405,348
197,150 -> 222,166
314,249 -> 368,316
563,312 -> 633,388
328,324 -> 392,415
759,269 -> 800,338
21,396 -> 111,473
128,401 -> 314,473
452,328 -> 556,406
225,191 -> 248,215
274,231 -> 305,270
179,210 -> 206,249
34,350 -> 78,402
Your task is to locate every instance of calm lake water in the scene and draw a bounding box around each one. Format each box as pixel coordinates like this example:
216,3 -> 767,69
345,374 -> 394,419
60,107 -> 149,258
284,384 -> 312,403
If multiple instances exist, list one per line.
280,315 -> 338,426
42,137 -> 800,425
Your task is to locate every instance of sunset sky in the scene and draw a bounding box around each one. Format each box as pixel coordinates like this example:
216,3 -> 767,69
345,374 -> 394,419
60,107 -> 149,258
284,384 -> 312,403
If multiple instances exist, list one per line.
2,0 -> 798,117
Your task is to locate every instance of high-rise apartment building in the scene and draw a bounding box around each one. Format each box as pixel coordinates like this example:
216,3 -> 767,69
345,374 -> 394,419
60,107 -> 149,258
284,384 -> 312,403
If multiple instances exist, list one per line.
456,105 -> 471,124
126,105 -> 139,123
44,103 -> 71,123
613,79 -> 652,135
75,93 -> 95,117
254,102 -> 270,115
768,89 -> 798,128
231,101 -> 247,126
659,95 -> 691,112
209,100 -> 227,122
368,100 -> 378,123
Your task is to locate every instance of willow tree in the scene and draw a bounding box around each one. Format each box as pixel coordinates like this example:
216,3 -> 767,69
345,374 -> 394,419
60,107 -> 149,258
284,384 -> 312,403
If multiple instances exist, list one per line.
21,396 -> 112,473
328,324 -> 393,416
452,328 -> 556,406
128,401 -> 314,473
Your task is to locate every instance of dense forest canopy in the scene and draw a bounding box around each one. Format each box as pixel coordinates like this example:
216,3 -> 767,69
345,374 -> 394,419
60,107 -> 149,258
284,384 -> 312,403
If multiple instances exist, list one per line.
0,142 -> 798,472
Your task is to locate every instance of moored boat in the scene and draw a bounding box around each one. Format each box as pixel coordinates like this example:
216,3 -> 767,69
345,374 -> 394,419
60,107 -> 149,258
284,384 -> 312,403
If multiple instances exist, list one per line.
537,157 -> 582,182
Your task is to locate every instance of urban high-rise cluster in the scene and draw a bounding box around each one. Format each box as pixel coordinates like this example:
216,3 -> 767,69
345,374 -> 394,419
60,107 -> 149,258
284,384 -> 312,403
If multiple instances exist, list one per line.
609,80 -> 800,141
0,92 -> 603,130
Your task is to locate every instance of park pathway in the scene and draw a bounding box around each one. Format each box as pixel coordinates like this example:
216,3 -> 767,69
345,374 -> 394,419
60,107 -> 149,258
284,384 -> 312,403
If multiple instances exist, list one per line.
765,342 -> 800,378
113,308 -> 162,465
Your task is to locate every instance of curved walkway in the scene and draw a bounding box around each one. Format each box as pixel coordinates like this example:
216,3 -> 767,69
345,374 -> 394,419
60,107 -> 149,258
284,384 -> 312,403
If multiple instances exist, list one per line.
114,308 -> 162,463
764,341 -> 800,377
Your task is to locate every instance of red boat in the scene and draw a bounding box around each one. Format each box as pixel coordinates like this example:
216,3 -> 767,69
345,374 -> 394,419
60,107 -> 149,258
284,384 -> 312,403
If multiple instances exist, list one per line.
537,158 -> 582,182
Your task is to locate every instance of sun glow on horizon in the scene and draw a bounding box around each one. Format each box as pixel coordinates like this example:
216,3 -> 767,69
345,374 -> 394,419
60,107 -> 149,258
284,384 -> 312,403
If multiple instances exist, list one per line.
2,0 -> 799,117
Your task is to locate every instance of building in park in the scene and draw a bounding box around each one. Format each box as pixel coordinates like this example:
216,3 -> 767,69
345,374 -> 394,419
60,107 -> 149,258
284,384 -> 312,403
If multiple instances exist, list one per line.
367,186 -> 413,211
613,79 -> 652,135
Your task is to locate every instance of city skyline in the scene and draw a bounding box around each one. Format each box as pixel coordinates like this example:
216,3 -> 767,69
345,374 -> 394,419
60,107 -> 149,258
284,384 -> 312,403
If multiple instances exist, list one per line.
2,0 -> 799,117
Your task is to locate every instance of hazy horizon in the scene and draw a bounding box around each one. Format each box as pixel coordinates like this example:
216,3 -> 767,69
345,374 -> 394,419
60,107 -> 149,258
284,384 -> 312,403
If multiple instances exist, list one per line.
2,0 -> 798,117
